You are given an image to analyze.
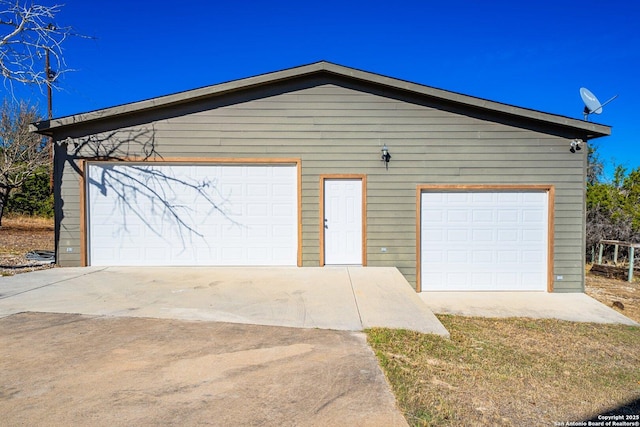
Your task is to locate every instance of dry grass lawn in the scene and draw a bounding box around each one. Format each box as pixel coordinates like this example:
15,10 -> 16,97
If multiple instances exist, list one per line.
0,215 -> 54,255
368,268 -> 640,426
0,215 -> 54,275
365,258 -> 640,426
586,271 -> 640,323
368,318 -> 640,426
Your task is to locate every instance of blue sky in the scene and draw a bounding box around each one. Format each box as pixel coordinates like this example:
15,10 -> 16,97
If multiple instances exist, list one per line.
11,0 -> 640,178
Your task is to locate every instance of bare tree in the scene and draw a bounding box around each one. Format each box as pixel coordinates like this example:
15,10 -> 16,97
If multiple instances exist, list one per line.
0,0 -> 72,92
0,99 -> 49,224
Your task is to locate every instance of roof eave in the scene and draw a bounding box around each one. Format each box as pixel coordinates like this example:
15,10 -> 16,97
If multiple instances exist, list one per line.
30,61 -> 611,139
319,62 -> 610,139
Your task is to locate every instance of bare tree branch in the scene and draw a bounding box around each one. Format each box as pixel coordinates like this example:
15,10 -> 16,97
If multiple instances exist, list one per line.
0,0 -> 81,93
87,164 -> 238,246
64,128 -> 239,251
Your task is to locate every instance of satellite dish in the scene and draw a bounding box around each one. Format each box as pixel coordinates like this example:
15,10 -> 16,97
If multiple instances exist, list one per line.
580,88 -> 602,114
580,87 -> 618,121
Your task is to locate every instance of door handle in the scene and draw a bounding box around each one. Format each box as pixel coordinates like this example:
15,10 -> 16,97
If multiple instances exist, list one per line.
324,218 -> 328,229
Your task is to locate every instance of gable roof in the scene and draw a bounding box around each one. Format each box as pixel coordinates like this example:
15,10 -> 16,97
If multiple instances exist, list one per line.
31,61 -> 610,139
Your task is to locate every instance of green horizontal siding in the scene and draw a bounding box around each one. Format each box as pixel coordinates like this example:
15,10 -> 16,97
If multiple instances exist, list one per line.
55,81 -> 587,291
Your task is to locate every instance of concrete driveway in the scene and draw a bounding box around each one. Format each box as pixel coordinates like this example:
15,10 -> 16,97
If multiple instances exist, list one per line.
420,291 -> 638,325
0,267 -> 426,425
0,266 -> 449,336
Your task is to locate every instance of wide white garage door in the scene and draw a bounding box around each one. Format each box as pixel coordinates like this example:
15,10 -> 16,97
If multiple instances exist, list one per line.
421,191 -> 548,291
87,163 -> 298,266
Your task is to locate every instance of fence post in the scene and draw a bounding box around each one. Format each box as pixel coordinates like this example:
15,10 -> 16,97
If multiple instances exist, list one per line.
629,247 -> 635,282
598,242 -> 604,265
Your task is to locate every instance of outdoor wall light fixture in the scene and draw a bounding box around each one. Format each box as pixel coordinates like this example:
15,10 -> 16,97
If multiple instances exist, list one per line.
381,144 -> 391,169
570,139 -> 582,153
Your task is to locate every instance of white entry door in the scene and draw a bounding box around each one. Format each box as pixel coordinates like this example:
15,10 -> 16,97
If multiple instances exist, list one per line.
324,179 -> 363,265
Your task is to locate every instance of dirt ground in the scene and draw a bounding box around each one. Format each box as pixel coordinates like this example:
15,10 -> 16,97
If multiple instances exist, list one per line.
0,312 -> 406,426
0,216 -> 54,276
0,216 -> 54,254
586,268 -> 640,323
0,216 -> 55,275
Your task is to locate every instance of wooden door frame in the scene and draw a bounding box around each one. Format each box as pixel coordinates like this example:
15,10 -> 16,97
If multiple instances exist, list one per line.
80,157 -> 303,267
319,174 -> 367,266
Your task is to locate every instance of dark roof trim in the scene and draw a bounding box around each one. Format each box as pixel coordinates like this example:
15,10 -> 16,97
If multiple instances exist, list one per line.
30,61 -> 611,139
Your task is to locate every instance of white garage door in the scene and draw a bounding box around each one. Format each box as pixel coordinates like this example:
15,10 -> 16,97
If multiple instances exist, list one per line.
87,163 -> 298,266
421,191 -> 548,291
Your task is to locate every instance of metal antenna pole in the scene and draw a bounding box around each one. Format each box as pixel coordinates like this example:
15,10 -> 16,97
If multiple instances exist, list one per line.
46,48 -> 52,119
46,48 -> 54,190
597,95 -> 619,113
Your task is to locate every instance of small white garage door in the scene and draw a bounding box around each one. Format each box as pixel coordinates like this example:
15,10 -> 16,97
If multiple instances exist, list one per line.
421,191 -> 548,291
86,163 -> 298,266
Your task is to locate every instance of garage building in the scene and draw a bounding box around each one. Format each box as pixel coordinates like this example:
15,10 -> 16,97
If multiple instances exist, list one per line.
32,61 -> 610,292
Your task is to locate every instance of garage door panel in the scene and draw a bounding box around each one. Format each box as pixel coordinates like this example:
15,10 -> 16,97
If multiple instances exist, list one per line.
447,229 -> 468,241
498,210 -> 518,222
497,229 -> 518,242
472,192 -> 493,203
87,163 -> 297,266
472,210 -> 493,222
522,250 -> 543,262
247,203 -> 268,217
447,272 -> 468,287
496,272 -> 518,286
421,190 -> 548,291
448,193 -> 468,203
422,209 -> 443,222
473,251 -> 493,263
472,229 -> 493,241
446,251 -> 467,263
247,183 -> 268,197
447,210 -> 468,222
523,209 -> 544,222
497,193 -> 518,203
497,250 -> 518,263
472,272 -> 492,285
523,229 -> 544,242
